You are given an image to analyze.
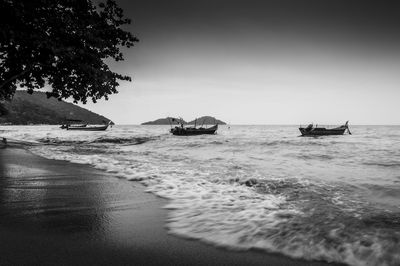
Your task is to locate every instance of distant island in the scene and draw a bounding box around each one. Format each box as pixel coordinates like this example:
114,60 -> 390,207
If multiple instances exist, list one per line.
142,116 -> 226,125
0,91 -> 112,125
187,116 -> 226,125
141,117 -> 187,125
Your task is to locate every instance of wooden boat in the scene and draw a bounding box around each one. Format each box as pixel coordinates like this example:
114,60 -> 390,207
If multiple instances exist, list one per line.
170,124 -> 218,136
61,119 -> 111,131
60,119 -> 87,129
169,117 -> 218,136
299,121 -> 351,136
60,124 -> 87,129
66,124 -> 110,131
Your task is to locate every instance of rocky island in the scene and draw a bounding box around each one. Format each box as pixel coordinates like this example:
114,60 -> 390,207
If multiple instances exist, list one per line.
142,116 -> 226,125
141,117 -> 187,125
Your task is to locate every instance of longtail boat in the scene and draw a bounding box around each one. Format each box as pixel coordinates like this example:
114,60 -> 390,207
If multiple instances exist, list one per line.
170,117 -> 218,136
60,119 -> 87,129
170,124 -> 218,136
61,120 -> 111,131
299,121 -> 351,136
66,124 -> 110,131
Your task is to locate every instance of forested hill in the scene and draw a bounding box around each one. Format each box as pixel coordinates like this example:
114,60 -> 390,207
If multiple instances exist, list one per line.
0,91 -> 111,125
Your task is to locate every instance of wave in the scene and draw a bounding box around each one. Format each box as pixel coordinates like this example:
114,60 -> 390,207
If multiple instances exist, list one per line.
286,153 -> 335,161
260,139 -> 331,147
91,136 -> 157,145
37,136 -> 157,146
166,178 -> 400,266
37,138 -> 87,145
181,140 -> 228,148
363,162 -> 400,168
362,212 -> 400,229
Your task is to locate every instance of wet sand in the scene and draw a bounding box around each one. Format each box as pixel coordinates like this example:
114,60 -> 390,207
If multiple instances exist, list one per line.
0,146 -> 342,266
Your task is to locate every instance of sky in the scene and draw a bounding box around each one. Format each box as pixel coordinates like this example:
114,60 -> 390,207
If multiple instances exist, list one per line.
79,0 -> 400,125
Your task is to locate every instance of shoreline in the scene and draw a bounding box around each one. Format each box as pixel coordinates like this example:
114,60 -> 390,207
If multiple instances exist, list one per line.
0,146 -> 343,266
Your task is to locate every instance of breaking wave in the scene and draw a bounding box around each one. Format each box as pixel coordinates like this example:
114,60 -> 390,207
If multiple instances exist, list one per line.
37,136 -> 158,146
91,136 -> 157,145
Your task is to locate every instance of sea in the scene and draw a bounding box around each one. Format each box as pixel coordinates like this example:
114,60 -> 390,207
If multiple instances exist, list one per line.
1,125 -> 400,266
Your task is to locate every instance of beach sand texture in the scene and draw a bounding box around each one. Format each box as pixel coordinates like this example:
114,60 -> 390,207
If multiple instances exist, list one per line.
0,147 -> 341,266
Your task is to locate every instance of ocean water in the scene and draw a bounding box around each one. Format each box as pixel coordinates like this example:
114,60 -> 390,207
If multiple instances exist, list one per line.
2,125 -> 400,266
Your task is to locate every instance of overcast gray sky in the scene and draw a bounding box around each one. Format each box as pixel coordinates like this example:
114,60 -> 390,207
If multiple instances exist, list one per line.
80,0 -> 400,125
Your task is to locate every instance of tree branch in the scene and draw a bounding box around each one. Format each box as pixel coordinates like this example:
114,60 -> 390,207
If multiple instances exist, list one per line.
0,67 -> 32,90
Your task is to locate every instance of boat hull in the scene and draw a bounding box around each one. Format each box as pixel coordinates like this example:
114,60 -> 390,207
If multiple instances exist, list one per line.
299,121 -> 350,136
67,125 -> 109,131
171,125 -> 218,136
299,127 -> 346,136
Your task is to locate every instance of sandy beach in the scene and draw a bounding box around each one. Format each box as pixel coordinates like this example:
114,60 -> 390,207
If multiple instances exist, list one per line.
0,145 -> 342,266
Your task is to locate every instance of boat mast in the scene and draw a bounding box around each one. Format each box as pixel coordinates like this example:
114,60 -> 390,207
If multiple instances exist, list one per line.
169,117 -> 173,129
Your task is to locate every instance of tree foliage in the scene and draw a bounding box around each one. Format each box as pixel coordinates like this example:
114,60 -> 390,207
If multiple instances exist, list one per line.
0,0 -> 138,104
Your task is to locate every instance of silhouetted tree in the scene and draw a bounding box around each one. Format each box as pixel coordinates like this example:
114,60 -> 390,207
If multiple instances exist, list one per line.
0,0 -> 138,106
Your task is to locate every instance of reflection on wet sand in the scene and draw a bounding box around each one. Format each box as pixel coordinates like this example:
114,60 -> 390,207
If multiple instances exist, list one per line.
0,148 -> 111,236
